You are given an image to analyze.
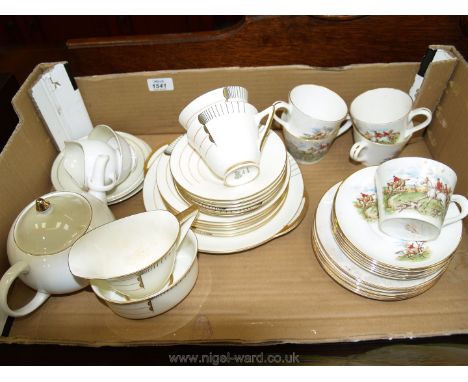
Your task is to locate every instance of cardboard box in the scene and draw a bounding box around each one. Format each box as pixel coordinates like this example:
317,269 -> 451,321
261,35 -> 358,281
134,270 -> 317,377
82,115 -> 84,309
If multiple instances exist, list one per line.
0,45 -> 467,346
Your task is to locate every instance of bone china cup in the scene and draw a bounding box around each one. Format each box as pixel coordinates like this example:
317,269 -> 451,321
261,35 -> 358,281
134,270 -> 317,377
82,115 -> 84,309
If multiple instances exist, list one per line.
179,86 -> 248,130
282,126 -> 339,164
186,101 -> 275,186
349,126 -> 410,166
62,139 -> 119,192
0,192 -> 115,317
350,88 -> 432,144
88,125 -> 137,185
273,84 -> 353,139
68,206 -> 198,299
375,157 -> 468,241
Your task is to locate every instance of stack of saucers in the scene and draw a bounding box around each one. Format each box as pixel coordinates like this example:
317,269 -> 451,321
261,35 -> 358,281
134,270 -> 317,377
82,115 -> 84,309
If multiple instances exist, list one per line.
143,130 -> 307,254
312,166 -> 463,301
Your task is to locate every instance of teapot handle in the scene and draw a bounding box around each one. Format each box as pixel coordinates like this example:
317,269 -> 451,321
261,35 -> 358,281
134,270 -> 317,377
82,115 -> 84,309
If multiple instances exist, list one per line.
0,261 -> 50,317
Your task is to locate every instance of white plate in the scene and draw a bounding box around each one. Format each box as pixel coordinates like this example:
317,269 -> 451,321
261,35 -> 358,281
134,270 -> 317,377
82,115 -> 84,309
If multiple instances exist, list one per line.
143,145 -> 168,212
144,148 -> 305,253
169,132 -> 286,201
156,148 -> 290,224
315,183 -> 445,290
51,132 -> 151,205
334,166 -> 463,269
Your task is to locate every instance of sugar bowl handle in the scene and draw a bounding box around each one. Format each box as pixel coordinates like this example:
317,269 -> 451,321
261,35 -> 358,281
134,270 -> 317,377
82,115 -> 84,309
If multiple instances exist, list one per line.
0,261 -> 50,317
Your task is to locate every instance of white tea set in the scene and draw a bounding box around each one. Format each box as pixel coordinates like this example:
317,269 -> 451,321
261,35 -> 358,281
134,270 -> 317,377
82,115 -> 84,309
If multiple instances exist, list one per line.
0,81 -> 466,321
143,86 -> 307,254
0,122 -> 195,319
52,125 -> 152,204
0,85 -> 308,319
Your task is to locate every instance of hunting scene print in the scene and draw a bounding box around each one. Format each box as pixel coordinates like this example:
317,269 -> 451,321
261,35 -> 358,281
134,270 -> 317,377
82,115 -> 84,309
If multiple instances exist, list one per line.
396,241 -> 431,262
353,192 -> 378,221
302,126 -> 336,140
286,137 -> 332,163
363,129 -> 400,144
382,174 -> 452,220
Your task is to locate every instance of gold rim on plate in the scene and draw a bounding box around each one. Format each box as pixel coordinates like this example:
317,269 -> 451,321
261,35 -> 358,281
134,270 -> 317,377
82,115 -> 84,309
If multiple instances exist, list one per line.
174,161 -> 289,207
330,180 -> 455,277
331,207 -> 453,279
313,215 -> 447,292
311,222 -> 444,300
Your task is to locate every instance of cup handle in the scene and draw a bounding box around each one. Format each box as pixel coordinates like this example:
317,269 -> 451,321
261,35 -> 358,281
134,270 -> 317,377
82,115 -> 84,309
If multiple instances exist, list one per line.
254,104 -> 276,152
88,155 -> 118,192
405,107 -> 432,138
443,194 -> 468,227
272,101 -> 292,130
349,141 -> 368,162
337,115 -> 353,137
0,261 -> 50,317
174,206 -> 199,251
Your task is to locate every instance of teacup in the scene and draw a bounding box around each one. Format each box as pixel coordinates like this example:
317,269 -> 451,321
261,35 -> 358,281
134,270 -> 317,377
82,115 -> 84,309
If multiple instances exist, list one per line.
350,88 -> 432,144
186,101 -> 275,186
349,126 -> 410,166
282,125 -> 337,164
63,139 -> 119,193
68,206 -> 199,299
273,84 -> 352,139
88,125 -> 137,184
0,192 -> 115,317
179,86 -> 249,130
375,157 -> 468,241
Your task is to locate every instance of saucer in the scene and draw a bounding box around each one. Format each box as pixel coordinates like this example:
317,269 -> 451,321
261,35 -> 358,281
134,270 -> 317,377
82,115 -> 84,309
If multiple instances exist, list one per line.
91,230 -> 198,319
156,147 -> 290,224
143,146 -> 306,254
51,132 -> 152,205
169,131 -> 286,202
334,166 -> 463,271
314,183 -> 446,299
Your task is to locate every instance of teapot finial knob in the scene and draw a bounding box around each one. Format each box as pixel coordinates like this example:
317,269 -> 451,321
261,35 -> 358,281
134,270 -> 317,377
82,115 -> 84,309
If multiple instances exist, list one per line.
35,198 -> 51,212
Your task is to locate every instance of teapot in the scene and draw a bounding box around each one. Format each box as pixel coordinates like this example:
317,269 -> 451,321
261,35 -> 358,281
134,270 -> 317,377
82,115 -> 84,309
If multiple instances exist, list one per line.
0,191 -> 115,317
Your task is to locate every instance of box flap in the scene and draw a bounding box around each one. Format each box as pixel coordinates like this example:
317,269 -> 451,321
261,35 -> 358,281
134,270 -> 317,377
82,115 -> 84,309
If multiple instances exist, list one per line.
0,63 -> 59,276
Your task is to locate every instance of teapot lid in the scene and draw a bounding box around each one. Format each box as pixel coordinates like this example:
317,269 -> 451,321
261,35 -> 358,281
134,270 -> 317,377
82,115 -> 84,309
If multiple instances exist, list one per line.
14,192 -> 92,256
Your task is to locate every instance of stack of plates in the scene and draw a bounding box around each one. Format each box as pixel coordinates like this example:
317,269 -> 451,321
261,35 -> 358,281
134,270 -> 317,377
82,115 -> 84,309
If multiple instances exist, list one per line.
51,132 -> 152,205
144,131 -> 308,253
312,167 -> 463,300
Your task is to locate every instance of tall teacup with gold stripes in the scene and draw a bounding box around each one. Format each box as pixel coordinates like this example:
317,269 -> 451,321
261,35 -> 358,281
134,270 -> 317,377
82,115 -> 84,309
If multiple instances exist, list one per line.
185,100 -> 276,187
